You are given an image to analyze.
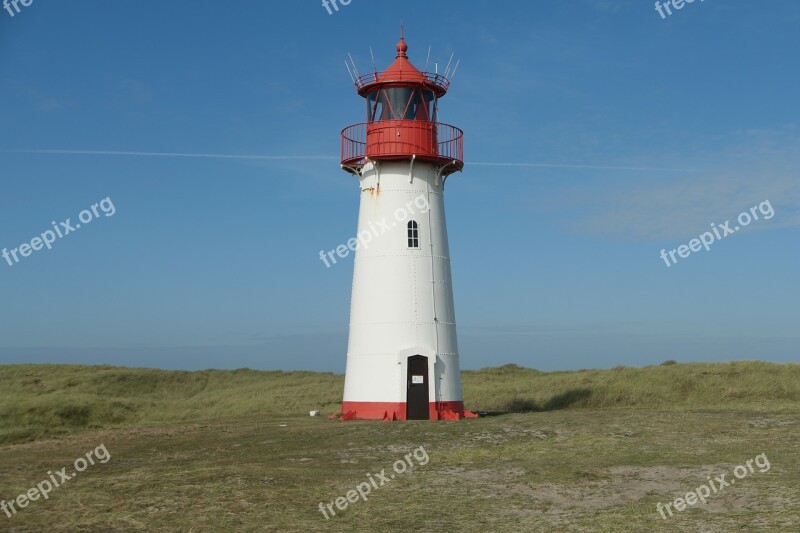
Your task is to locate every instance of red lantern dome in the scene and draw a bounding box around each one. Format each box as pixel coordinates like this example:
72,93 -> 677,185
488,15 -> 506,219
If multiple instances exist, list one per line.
341,37 -> 464,176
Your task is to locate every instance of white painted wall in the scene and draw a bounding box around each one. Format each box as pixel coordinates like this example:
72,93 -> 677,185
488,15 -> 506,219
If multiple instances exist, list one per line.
342,159 -> 462,407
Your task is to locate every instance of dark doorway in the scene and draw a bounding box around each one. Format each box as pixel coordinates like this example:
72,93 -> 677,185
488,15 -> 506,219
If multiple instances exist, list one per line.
406,355 -> 429,420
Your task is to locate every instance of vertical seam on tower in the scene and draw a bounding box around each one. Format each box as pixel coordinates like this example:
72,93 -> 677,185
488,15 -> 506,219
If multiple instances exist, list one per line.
413,242 -> 418,348
428,173 -> 442,408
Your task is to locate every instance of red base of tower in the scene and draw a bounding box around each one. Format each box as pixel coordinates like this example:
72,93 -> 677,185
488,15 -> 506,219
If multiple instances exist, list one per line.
340,401 -> 477,421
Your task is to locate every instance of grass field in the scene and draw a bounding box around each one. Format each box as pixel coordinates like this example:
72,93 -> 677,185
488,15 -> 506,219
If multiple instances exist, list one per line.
0,361 -> 798,531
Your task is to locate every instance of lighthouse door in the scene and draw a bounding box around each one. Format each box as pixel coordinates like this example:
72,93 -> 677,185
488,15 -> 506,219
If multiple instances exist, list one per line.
406,355 -> 429,420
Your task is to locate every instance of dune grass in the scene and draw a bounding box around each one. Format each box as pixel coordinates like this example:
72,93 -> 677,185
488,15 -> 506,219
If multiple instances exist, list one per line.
1,361 -> 797,445
0,361 -> 798,531
463,360 -> 800,413
0,366 -> 342,444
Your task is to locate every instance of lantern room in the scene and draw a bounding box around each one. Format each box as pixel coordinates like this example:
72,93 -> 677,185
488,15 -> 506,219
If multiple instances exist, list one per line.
341,37 -> 464,175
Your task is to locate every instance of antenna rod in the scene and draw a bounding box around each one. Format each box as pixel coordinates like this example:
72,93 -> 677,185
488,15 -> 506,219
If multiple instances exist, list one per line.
369,46 -> 377,73
450,59 -> 461,82
444,52 -> 454,78
348,53 -> 360,78
424,45 -> 431,72
345,60 -> 356,85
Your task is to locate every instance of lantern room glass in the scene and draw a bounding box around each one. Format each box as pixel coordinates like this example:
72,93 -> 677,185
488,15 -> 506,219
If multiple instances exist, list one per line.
367,88 -> 436,122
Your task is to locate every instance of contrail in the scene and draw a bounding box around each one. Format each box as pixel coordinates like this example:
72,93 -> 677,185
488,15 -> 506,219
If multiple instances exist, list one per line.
470,162 -> 696,172
2,149 -> 338,161
4,149 -> 695,172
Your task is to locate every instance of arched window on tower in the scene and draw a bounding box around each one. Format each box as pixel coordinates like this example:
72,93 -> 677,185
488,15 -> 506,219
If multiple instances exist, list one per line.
407,220 -> 419,248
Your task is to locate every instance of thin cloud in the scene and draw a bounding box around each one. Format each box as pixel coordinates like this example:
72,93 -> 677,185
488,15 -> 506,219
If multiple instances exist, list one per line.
471,161 -> 696,172
2,149 -> 337,161
569,173 -> 800,239
534,128 -> 800,239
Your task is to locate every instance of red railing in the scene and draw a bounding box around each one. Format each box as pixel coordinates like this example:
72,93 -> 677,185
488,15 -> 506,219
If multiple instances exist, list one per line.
354,71 -> 451,94
341,121 -> 463,174
436,123 -> 463,163
341,123 -> 367,167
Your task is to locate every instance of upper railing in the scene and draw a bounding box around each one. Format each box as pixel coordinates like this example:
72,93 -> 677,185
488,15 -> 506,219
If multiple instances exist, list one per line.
341,121 -> 463,176
354,72 -> 451,94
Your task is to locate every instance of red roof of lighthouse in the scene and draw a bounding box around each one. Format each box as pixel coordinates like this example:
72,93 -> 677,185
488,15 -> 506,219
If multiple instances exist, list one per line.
379,38 -> 426,84
354,38 -> 451,97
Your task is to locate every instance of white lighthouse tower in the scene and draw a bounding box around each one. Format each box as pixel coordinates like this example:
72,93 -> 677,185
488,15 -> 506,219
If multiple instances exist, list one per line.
339,35 -> 471,421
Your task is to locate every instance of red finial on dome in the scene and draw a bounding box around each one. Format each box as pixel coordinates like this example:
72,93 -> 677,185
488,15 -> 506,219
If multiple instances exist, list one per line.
396,22 -> 407,58
396,38 -> 408,58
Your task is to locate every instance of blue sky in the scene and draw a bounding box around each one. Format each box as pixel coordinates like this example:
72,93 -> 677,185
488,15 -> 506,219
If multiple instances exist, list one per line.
0,0 -> 797,372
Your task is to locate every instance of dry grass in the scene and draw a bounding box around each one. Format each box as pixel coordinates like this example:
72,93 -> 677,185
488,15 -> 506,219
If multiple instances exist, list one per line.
0,361 -> 798,531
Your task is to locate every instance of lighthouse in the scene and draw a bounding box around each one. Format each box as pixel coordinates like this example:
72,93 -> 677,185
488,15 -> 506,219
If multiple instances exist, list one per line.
339,34 -> 470,421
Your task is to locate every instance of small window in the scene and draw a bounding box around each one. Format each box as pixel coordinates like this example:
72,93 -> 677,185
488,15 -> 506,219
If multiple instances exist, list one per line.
407,221 -> 419,248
